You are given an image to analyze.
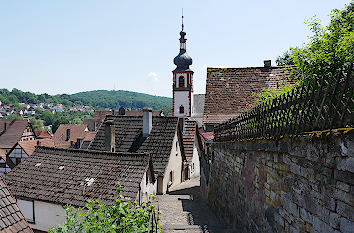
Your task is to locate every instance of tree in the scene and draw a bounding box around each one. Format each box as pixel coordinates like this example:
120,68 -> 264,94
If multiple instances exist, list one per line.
290,2 -> 353,83
259,2 -> 354,101
50,185 -> 161,233
52,116 -> 70,133
5,114 -> 22,120
276,50 -> 294,66
30,118 -> 45,130
42,111 -> 55,126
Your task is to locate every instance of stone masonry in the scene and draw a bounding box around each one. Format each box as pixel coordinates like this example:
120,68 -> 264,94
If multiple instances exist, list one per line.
201,129 -> 354,233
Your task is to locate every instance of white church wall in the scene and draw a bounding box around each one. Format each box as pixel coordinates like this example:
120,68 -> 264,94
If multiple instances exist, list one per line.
174,91 -> 190,117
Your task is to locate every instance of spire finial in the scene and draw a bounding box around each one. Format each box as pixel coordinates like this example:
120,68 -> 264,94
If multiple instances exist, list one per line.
182,8 -> 184,31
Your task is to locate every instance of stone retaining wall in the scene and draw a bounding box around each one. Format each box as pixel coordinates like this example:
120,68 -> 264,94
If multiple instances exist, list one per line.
202,130 -> 353,233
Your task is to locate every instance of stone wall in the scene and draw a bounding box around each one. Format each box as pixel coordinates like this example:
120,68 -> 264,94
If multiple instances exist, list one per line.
202,130 -> 353,233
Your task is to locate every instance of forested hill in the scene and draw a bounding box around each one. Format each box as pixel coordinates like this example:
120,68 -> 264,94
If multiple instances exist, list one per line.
0,89 -> 172,112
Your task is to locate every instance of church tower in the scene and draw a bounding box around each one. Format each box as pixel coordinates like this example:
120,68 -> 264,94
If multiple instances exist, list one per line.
172,14 -> 193,117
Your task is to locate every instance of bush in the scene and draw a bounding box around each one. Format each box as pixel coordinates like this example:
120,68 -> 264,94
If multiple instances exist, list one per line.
50,185 -> 161,233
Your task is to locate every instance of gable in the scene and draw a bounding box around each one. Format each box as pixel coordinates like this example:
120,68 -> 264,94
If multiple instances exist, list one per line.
0,119 -> 33,149
203,66 -> 292,125
89,116 -> 180,174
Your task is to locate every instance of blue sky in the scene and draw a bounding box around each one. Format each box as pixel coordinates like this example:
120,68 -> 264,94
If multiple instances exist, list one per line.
0,0 -> 351,97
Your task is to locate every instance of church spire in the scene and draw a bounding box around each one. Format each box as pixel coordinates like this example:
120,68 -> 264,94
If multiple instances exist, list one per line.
182,8 -> 184,31
174,12 -> 192,71
172,11 -> 194,118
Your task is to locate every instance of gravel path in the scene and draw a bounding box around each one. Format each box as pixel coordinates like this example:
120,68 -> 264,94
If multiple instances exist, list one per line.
157,177 -> 231,233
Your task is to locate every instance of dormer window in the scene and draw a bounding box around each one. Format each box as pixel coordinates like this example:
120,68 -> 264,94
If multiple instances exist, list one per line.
179,105 -> 184,114
179,77 -> 185,88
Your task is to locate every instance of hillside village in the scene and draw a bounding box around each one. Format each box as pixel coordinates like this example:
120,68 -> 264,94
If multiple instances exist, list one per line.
0,2 -> 353,233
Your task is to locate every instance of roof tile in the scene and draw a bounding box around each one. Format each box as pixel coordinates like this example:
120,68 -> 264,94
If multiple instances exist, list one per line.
5,147 -> 151,207
0,175 -> 33,232
203,66 -> 293,124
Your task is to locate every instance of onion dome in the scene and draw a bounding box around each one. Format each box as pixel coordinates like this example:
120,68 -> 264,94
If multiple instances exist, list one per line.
173,18 -> 193,71
174,51 -> 193,70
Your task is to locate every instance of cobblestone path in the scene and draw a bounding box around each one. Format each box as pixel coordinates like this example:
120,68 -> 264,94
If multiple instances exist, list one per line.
157,177 -> 231,233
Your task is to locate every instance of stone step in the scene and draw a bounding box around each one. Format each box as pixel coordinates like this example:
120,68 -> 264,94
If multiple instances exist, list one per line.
162,224 -> 231,233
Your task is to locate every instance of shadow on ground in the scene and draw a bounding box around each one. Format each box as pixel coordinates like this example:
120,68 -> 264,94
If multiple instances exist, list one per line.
166,184 -> 233,233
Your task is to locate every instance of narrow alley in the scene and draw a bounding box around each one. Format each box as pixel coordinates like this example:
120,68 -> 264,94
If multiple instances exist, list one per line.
158,177 -> 232,233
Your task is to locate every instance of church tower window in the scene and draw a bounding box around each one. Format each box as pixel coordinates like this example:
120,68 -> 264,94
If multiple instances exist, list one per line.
179,77 -> 185,88
179,105 -> 184,114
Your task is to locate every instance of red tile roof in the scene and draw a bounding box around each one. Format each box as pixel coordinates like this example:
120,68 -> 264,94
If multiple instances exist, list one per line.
34,130 -> 53,139
83,131 -> 96,142
203,66 -> 292,125
201,132 -> 214,141
93,110 -> 112,119
17,139 -> 55,156
182,120 -> 197,162
52,124 -> 88,148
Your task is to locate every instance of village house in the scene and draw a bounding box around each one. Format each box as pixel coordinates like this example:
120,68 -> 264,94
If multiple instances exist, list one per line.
83,108 -> 164,132
189,94 -> 205,127
0,175 -> 33,232
78,131 -> 97,149
182,120 -> 202,179
0,119 -> 36,171
34,130 -> 53,139
5,146 -> 156,232
89,108 -> 186,194
52,124 -> 88,148
203,61 -> 292,132
1,139 -> 55,174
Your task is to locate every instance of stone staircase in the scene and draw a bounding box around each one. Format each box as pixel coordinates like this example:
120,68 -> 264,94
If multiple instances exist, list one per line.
158,177 -> 232,233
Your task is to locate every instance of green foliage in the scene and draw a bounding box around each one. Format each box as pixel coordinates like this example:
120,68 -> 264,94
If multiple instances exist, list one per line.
5,114 -> 23,120
275,50 -> 294,66
50,185 -> 161,233
291,2 -> 354,82
29,118 -> 45,130
0,89 -> 172,114
31,110 -> 92,133
259,2 -> 354,102
255,78 -> 296,103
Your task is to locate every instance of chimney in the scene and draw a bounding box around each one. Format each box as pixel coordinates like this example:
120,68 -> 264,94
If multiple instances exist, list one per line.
66,128 -> 70,141
105,120 -> 115,152
3,123 -> 7,131
264,60 -> 271,67
119,106 -> 126,115
143,108 -> 152,137
37,140 -> 40,146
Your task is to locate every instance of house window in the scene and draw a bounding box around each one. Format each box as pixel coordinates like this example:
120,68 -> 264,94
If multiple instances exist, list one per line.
169,171 -> 174,184
146,171 -> 149,185
17,199 -> 35,224
179,76 -> 185,88
179,105 -> 184,114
